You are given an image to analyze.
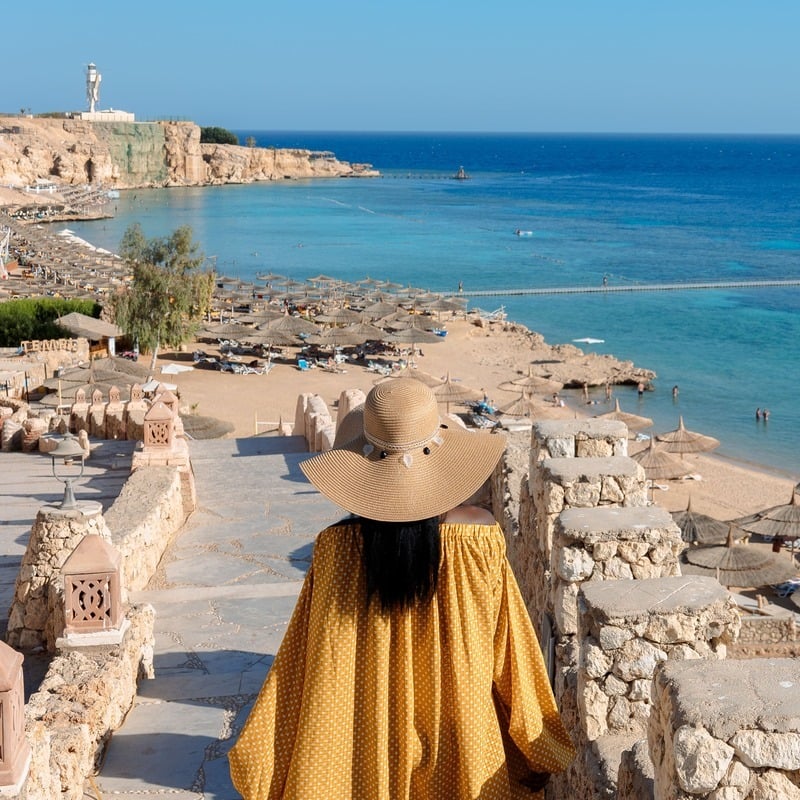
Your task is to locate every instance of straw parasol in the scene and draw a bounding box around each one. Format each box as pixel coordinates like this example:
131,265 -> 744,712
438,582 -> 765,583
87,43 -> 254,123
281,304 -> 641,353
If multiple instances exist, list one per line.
374,368 -> 444,388
202,322 -> 257,339
656,416 -> 720,454
681,527 -> 798,588
314,307 -> 363,326
496,391 -> 564,420
734,487 -> 800,542
498,369 -> 564,396
431,373 -> 483,413
261,314 -> 321,337
595,398 -> 653,432
384,326 -> 444,348
630,437 -> 690,481
672,498 -> 747,546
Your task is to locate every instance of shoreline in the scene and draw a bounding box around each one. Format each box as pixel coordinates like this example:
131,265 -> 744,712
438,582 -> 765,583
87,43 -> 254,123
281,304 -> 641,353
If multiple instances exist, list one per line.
2,193 -> 798,522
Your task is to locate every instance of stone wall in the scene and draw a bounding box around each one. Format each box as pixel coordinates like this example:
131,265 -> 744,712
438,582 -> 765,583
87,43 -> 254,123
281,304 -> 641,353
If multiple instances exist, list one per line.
104,465 -> 186,591
17,603 -> 154,800
649,658 -> 800,799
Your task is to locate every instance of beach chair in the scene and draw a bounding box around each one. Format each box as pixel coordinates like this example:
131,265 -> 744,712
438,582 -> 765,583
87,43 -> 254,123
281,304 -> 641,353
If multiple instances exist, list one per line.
297,358 -> 312,371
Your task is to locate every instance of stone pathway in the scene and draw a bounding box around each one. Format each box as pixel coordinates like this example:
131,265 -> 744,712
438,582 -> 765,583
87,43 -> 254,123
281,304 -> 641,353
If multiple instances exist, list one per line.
90,436 -> 340,800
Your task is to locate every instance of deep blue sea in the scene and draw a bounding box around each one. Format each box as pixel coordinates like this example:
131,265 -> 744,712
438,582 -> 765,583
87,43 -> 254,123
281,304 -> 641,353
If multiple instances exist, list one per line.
66,133 -> 800,478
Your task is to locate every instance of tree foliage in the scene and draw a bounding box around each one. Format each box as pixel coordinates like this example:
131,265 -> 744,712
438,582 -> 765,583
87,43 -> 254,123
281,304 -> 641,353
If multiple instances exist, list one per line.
112,224 -> 214,369
200,126 -> 239,145
0,298 -> 100,347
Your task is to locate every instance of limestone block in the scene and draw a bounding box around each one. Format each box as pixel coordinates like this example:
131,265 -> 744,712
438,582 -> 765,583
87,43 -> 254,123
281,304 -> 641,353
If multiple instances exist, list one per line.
581,680 -> 611,740
748,769 -> 800,800
543,482 -> 566,514
618,541 -> 651,563
708,787 -> 747,800
730,730 -> 800,770
546,436 -> 574,458
629,679 -> 652,702
613,639 -> 668,681
564,479 -> 602,507
556,545 -> 596,581
599,624 -> 635,650
673,725 -> 734,794
603,556 -> 635,580
554,581 -> 581,634
584,643 -> 613,679
600,475 -> 625,503
644,613 -> 700,645
593,540 -> 618,560
605,673 -> 628,696
608,694 -> 633,730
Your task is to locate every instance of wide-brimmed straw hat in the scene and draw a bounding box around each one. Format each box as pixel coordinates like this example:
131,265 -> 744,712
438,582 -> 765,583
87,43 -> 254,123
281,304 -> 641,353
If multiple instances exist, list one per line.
301,378 -> 506,522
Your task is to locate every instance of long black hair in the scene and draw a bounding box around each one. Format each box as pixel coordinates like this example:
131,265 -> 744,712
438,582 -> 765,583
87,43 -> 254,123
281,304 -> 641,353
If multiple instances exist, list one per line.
357,515 -> 441,611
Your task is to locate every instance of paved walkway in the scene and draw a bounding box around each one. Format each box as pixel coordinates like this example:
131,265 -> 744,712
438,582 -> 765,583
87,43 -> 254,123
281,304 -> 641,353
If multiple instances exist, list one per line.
91,436 -> 340,800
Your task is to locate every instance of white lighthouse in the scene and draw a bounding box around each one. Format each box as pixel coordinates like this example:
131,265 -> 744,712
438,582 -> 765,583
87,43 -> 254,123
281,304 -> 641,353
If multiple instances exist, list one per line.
80,63 -> 134,121
86,63 -> 101,113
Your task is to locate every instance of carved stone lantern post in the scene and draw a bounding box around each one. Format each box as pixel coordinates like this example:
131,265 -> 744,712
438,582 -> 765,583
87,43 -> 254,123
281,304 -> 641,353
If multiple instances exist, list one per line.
60,535 -> 125,644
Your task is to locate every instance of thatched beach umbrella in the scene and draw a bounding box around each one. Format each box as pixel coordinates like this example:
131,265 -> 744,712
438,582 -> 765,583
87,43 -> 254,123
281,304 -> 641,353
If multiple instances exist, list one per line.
431,373 -> 483,414
261,314 -> 321,337
374,368 -> 443,389
656,416 -> 720,454
630,438 -> 689,481
498,367 -> 564,396
596,398 -> 653,432
681,528 -> 798,588
734,488 -> 800,542
315,307 -> 363,326
672,498 -> 746,546
496,392 -> 565,420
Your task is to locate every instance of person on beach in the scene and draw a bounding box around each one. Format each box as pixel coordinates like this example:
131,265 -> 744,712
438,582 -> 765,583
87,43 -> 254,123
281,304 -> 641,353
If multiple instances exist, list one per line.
229,379 -> 575,799
756,408 -> 762,420
638,382 -> 645,397
672,385 -> 679,399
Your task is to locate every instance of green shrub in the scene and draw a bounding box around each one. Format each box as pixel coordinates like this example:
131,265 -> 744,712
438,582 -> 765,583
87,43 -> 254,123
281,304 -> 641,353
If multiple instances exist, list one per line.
199,126 -> 239,145
0,298 -> 101,347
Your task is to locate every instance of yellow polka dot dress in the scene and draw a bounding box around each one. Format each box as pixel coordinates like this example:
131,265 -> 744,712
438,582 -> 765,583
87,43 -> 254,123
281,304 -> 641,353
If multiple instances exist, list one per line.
229,522 -> 575,799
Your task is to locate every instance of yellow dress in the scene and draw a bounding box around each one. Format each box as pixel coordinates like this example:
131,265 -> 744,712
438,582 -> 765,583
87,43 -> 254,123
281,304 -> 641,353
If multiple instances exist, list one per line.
229,522 -> 575,799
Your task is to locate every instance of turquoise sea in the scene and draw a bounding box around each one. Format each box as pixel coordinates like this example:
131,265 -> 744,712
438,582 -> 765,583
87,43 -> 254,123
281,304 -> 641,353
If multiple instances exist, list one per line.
66,133 -> 800,478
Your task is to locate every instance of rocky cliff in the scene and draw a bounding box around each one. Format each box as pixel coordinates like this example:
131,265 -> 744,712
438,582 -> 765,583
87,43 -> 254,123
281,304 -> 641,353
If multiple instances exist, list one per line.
0,117 -> 377,189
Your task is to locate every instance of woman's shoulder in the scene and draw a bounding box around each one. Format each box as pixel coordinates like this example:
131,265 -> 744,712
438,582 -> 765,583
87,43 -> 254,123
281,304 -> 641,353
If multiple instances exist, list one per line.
443,505 -> 497,525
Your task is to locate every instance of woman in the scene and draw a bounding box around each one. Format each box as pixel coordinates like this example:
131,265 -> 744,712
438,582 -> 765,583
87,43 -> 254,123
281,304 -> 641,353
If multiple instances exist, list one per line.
229,379 -> 575,798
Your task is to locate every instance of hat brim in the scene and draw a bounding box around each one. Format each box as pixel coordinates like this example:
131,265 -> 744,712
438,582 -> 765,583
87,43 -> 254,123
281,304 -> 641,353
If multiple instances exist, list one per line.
300,426 -> 506,522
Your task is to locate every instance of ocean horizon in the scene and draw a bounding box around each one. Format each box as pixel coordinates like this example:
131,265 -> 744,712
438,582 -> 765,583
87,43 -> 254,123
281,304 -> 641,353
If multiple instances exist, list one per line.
66,132 -> 800,479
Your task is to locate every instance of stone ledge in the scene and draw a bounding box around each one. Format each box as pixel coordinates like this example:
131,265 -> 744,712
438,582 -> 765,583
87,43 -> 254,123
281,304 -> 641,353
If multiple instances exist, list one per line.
559,505 -> 679,543
581,576 -> 731,621
542,456 -> 644,482
655,658 -> 800,740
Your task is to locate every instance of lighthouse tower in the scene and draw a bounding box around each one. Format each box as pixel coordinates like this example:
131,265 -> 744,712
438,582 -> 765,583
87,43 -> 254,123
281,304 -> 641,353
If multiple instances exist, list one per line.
86,63 -> 101,113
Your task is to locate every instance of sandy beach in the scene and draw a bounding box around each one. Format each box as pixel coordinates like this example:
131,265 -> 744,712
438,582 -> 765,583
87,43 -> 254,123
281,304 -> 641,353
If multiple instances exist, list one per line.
152,315 -> 798,523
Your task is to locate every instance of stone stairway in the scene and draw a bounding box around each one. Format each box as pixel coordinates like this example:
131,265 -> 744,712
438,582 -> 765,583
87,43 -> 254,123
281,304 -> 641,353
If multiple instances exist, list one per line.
92,436 -> 341,799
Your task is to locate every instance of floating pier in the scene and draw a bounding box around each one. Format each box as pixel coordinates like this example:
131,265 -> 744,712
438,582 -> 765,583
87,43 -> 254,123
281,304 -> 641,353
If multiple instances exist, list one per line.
450,278 -> 800,298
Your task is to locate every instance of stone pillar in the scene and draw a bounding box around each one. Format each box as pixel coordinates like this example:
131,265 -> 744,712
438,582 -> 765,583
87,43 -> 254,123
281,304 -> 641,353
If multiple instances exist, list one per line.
88,388 -> 106,439
525,456 -> 649,624
6,502 -> 109,653
69,388 -> 89,434
0,640 -> 30,791
575,577 -> 740,799
104,386 -> 126,440
304,395 -> 331,452
125,384 -> 147,441
650,658 -> 800,800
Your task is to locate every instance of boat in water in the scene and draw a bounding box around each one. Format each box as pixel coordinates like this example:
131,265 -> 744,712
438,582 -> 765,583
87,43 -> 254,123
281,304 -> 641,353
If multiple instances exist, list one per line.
514,229 -> 533,237
453,166 -> 469,180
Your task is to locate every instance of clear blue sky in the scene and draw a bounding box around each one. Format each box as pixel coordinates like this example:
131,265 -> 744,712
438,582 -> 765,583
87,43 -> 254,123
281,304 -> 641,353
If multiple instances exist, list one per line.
4,1 -> 799,133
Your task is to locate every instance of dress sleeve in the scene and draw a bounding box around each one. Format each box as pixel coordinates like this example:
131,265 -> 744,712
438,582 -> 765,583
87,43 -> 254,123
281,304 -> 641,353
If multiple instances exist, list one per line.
492,559 -> 576,776
228,559 -> 316,800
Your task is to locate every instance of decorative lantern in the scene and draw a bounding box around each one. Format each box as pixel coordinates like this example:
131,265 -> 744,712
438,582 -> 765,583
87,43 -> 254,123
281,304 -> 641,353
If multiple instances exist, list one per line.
62,535 -> 123,634
0,640 -> 30,787
143,400 -> 174,449
47,433 -> 86,509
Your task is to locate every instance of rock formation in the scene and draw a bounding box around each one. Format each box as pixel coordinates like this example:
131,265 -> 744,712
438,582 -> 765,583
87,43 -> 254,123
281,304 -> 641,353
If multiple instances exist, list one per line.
0,117 -> 377,190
